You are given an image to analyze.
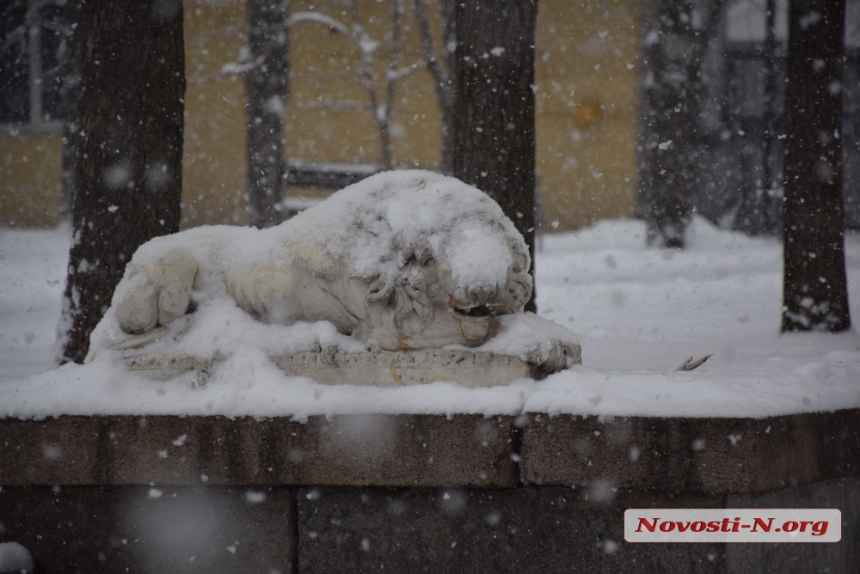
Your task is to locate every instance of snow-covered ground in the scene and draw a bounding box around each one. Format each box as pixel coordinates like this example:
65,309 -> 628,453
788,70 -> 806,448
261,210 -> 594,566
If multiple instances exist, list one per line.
1,217 -> 859,420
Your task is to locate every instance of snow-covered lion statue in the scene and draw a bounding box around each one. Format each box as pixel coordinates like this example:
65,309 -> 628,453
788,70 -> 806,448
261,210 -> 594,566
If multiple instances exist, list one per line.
99,170 -> 578,373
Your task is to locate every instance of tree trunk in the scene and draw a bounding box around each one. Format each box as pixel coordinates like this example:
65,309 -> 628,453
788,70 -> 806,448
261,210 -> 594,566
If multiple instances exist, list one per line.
636,0 -> 720,248
54,0 -> 83,220
781,0 -> 850,332
451,0 -> 538,312
245,0 -> 288,229
61,0 -> 185,363
731,0 -> 782,237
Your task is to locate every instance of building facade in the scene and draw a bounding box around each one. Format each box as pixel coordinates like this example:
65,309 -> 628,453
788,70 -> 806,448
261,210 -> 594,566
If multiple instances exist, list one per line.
2,0 -> 858,231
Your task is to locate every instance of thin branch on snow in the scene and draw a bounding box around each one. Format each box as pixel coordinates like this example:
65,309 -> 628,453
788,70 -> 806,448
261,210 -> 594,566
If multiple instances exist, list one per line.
673,355 -> 713,372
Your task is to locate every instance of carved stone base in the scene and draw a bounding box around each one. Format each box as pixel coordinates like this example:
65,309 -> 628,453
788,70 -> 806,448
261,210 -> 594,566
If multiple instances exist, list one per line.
123,348 -> 569,387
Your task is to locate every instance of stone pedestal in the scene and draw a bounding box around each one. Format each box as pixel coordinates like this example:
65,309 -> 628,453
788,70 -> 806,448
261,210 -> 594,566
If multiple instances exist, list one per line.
1,408 -> 857,573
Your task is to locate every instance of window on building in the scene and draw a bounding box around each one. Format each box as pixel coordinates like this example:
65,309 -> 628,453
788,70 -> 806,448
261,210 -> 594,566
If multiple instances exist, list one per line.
0,0 -> 79,129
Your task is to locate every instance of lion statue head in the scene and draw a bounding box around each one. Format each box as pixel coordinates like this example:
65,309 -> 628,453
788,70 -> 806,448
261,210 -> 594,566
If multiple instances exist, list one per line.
276,170 -> 533,350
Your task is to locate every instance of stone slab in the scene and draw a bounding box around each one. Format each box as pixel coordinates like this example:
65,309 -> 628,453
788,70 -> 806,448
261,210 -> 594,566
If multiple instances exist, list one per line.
725,477 -> 859,574
3,409 -> 857,493
1,480 -> 854,573
521,409 -> 860,493
0,485 -> 295,574
124,348 -> 546,387
296,486 -> 727,574
297,480 -> 858,573
0,414 -> 519,488
271,413 -> 519,487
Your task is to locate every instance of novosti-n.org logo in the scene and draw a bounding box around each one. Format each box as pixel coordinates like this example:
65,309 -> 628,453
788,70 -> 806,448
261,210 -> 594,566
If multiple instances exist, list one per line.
624,509 -> 841,543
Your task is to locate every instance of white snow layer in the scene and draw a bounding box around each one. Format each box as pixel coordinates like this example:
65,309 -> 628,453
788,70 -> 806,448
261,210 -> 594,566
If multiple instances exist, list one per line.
1,215 -> 859,420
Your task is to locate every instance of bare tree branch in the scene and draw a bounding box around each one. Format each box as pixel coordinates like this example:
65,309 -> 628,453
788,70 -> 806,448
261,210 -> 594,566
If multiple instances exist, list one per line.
414,0 -> 454,173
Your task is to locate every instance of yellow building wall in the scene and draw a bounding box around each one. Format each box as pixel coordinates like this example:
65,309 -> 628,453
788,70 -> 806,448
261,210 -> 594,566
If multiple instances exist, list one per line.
281,0 -> 641,230
0,0 -> 251,229
0,0 -> 640,231
283,1 -> 444,175
282,0 -> 641,230
182,0 -> 250,227
0,133 -> 64,228
536,0 -> 639,231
